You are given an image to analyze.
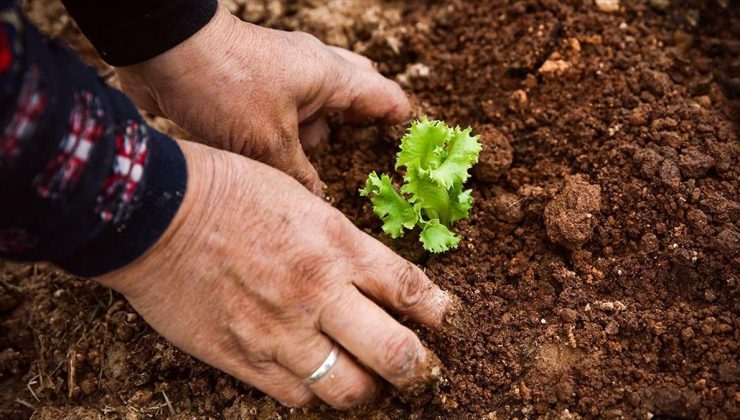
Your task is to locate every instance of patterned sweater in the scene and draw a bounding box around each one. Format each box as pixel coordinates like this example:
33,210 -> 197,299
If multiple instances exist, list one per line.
0,2 -> 193,276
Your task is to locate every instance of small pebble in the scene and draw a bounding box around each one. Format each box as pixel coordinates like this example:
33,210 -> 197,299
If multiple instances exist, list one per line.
595,0 -> 620,13
560,308 -> 578,323
508,89 -> 528,111
694,95 -> 711,109
539,59 -> 571,76
704,290 -> 717,302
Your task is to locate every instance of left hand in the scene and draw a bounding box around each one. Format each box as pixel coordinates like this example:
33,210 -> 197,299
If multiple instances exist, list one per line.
116,4 -> 412,195
97,141 -> 448,410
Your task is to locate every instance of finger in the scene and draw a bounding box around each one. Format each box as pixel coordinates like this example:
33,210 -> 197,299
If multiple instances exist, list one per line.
259,119 -> 323,195
278,143 -> 323,196
277,332 -> 378,410
232,362 -> 316,408
328,46 -> 376,71
326,66 -> 412,124
352,233 -> 450,327
320,288 -> 438,391
299,113 -> 329,149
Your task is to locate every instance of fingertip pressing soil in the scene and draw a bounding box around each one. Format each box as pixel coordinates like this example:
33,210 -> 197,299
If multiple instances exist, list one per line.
2,0 -> 739,419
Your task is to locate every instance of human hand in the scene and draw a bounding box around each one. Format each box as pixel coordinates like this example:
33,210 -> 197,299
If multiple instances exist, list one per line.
115,4 -> 412,195
96,141 -> 449,409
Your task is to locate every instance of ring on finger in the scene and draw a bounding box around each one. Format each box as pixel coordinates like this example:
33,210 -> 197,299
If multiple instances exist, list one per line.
303,342 -> 339,385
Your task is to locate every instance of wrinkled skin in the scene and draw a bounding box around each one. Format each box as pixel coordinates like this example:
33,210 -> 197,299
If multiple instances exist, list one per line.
116,4 -> 412,195
97,142 -> 450,409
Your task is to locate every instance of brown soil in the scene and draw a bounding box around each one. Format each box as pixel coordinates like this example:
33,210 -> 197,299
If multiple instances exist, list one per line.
2,0 -> 739,418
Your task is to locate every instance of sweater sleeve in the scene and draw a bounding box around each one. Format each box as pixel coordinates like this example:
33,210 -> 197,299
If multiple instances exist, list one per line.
0,3 -> 187,276
59,0 -> 218,66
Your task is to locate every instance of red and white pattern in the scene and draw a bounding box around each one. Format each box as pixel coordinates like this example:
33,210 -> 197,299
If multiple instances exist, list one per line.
0,20 -> 13,73
96,120 -> 149,223
35,91 -> 104,198
0,65 -> 47,161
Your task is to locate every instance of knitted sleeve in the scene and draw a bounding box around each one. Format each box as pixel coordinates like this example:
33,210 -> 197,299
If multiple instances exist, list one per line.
59,0 -> 218,66
0,3 -> 187,276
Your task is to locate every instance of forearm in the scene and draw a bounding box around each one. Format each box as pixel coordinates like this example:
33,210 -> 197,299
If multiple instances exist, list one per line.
0,4 -> 187,276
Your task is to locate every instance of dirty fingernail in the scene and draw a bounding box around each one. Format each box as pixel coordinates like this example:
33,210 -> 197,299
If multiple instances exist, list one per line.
398,349 -> 444,400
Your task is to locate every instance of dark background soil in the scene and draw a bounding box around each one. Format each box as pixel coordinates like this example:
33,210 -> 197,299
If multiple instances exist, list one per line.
1,0 -> 738,418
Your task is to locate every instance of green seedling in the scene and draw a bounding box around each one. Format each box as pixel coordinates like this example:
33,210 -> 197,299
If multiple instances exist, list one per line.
360,117 -> 481,252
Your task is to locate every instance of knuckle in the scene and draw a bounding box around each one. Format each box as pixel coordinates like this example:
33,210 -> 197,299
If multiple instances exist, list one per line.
393,261 -> 428,311
339,74 -> 360,104
227,321 -> 274,365
223,296 -> 269,350
381,330 -> 422,375
328,67 -> 359,109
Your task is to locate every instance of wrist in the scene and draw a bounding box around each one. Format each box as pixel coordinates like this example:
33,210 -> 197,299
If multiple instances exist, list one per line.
95,141 -> 247,296
94,139 -> 197,293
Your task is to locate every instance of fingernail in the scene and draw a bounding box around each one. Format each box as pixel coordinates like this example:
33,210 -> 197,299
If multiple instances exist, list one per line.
441,293 -> 464,331
430,289 -> 453,327
438,289 -> 452,309
397,349 -> 444,401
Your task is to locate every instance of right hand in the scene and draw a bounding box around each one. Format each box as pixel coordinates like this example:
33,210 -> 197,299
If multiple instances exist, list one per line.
96,141 -> 449,409
116,5 -> 412,195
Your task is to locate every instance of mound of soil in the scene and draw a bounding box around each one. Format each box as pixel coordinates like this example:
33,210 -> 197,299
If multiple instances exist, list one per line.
2,0 -> 738,418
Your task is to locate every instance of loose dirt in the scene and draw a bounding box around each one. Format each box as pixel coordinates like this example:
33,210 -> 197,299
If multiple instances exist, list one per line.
2,0 -> 738,418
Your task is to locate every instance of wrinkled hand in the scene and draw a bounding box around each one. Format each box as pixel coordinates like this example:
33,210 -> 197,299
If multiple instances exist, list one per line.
97,141 -> 449,409
116,4 -> 411,195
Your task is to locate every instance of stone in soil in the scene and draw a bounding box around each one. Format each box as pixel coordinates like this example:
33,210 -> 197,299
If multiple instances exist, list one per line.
544,175 -> 602,250
595,0 -> 620,13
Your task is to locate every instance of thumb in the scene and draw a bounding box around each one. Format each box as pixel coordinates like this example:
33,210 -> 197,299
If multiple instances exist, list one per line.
326,61 -> 412,124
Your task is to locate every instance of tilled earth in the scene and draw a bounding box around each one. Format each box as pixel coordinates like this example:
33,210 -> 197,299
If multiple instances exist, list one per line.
1,0 -> 738,418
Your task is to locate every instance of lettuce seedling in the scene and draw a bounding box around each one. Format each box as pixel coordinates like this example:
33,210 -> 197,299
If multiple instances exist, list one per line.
360,117 -> 481,252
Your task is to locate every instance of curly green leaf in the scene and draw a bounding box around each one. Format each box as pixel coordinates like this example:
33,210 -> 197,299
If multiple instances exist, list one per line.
359,172 -> 417,238
427,126 -> 481,189
419,219 -> 460,253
